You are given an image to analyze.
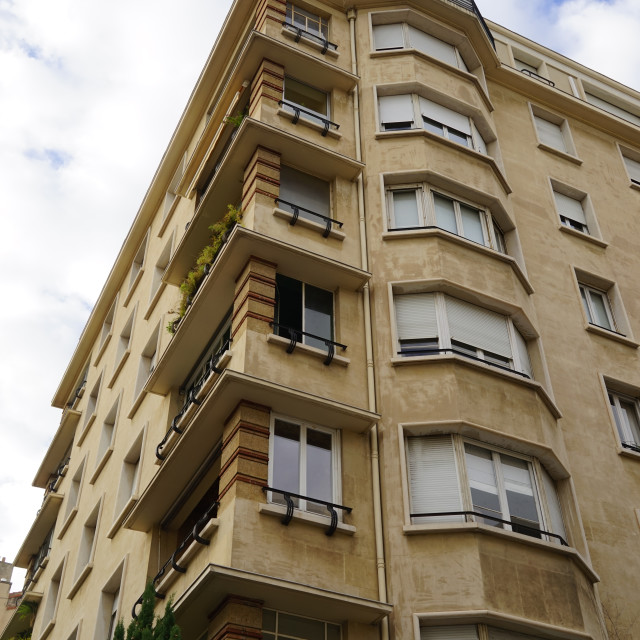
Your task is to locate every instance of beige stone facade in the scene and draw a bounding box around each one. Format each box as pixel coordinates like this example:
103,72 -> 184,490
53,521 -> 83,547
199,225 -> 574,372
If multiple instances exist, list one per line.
3,1 -> 640,640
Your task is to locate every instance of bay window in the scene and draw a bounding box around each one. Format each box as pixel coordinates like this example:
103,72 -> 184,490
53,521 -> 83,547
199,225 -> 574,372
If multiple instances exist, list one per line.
378,93 -> 487,153
387,185 -> 506,252
394,292 -> 533,378
407,434 -> 567,545
372,23 -> 469,72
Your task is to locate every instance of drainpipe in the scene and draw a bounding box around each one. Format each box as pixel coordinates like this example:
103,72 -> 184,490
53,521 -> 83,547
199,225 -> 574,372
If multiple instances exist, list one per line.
347,9 -> 390,640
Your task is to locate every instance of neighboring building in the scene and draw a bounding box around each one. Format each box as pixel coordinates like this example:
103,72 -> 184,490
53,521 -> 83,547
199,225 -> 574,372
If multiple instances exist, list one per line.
3,1 -> 640,639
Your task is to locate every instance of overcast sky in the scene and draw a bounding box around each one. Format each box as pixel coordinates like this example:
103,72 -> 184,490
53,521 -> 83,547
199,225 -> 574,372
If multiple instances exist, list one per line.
1,0 -> 639,589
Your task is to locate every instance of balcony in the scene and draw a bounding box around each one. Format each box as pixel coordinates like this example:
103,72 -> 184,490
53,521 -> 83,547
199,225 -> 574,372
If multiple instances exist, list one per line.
32,410 -> 79,489
14,492 -> 63,569
126,369 -> 378,532
444,0 -> 495,48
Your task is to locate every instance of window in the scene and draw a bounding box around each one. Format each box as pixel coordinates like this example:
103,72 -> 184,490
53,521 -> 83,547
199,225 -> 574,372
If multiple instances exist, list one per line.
579,283 -> 616,331
128,232 -> 149,292
278,165 -> 331,224
622,151 -> 640,186
110,429 -> 144,535
387,186 -> 506,252
608,390 -> 640,452
82,375 -> 102,432
514,57 -> 539,75
92,396 -> 120,481
115,308 -> 135,366
134,324 -> 160,400
40,558 -> 65,636
274,275 -> 333,351
99,300 -> 116,350
531,106 -> 575,156
269,416 -> 339,515
378,94 -> 487,153
61,459 -> 85,529
407,434 -> 567,544
585,91 -> 640,126
285,3 -> 328,40
163,154 -> 185,220
552,189 -> 589,234
96,560 -> 125,640
263,609 -> 341,640
372,23 -> 469,71
421,624 -> 549,640
70,499 -> 102,594
149,235 -> 172,304
394,293 -> 533,377
283,77 -> 329,128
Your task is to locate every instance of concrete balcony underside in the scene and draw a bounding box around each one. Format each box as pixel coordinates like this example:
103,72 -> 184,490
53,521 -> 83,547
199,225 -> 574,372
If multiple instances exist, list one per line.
127,369 -> 379,532
14,493 -> 63,568
173,564 -> 393,639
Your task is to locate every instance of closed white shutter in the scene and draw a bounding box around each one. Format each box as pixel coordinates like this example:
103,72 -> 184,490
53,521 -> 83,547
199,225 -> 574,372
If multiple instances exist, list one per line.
513,327 -> 533,378
379,94 -> 415,126
279,165 -> 330,217
623,156 -> 640,183
534,115 -> 566,151
420,97 -> 471,134
489,627 -> 545,640
421,625 -> 479,640
408,26 -> 457,67
407,435 -> 463,523
395,294 -> 438,341
553,191 -> 586,225
585,92 -> 640,126
540,466 -> 567,544
471,122 -> 487,154
373,23 -> 404,50
446,297 -> 512,358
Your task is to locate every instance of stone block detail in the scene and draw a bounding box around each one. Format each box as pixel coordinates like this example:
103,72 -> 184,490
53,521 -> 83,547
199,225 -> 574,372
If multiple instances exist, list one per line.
232,256 -> 277,337
242,146 -> 281,212
249,59 -> 284,119
254,0 -> 286,33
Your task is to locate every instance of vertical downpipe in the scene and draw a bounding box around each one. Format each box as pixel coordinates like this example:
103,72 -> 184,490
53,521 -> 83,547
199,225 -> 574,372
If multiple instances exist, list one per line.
347,8 -> 390,640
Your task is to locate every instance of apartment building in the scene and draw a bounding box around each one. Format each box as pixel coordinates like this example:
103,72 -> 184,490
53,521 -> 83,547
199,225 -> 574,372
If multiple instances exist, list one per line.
3,1 -> 640,639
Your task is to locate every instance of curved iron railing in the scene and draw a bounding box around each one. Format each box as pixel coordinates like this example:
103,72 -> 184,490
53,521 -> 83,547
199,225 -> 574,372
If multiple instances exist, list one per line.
282,21 -> 338,54
132,500 -> 220,618
410,510 -> 568,546
263,487 -> 352,536
274,197 -> 343,238
155,339 -> 232,461
520,68 -> 555,87
270,322 -> 346,365
278,100 -> 339,136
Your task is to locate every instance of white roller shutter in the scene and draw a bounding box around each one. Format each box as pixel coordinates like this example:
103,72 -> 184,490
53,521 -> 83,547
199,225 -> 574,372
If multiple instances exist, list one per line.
420,97 -> 471,134
623,156 -> 640,183
379,94 -> 415,126
489,627 -> 545,640
373,23 -> 405,50
445,297 -> 512,358
395,294 -> 438,341
279,165 -> 330,217
421,625 -> 479,640
540,466 -> 567,544
408,26 -> 458,67
513,327 -> 533,378
553,191 -> 586,225
534,115 -> 566,151
407,435 -> 463,523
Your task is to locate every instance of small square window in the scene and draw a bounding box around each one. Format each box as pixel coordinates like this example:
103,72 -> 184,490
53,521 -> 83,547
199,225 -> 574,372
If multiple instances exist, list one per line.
530,106 -> 577,158
285,3 -> 328,40
579,283 -> 616,331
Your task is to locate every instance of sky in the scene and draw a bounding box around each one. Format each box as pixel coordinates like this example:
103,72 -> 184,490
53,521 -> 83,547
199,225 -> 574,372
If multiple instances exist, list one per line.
1,0 -> 639,590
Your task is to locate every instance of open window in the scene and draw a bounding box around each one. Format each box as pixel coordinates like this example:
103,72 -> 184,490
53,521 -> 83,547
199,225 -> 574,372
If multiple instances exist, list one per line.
607,386 -> 640,454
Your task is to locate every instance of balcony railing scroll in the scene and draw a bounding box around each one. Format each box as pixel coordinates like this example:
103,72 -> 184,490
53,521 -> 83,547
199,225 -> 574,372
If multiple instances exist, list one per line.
410,510 -> 568,546
270,323 -> 346,365
274,197 -> 343,237
132,500 -> 219,618
282,21 -> 338,54
278,100 -> 339,136
155,339 -> 232,461
263,487 -> 352,536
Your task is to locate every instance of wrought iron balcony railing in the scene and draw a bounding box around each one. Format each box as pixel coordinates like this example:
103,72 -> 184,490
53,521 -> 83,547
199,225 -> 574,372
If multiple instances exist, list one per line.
156,339 -> 232,461
443,0 -> 495,49
520,68 -> 555,87
278,100 -> 339,136
46,456 -> 70,494
410,510 -> 568,546
263,487 -> 352,536
282,21 -> 338,54
270,322 -> 346,365
274,197 -> 343,237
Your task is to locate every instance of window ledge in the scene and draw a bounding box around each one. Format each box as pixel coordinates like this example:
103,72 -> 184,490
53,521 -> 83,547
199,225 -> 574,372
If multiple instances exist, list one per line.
630,181 -> 640,193
67,563 -> 93,600
93,333 -> 112,367
108,350 -> 131,389
107,495 -> 139,539
123,268 -> 144,308
277,108 -> 342,140
57,507 -> 78,540
127,388 -> 148,420
586,323 -> 639,348
89,447 -> 113,485
375,128 -> 511,194
619,446 -> 640,461
281,26 -> 339,58
273,208 -> 346,240
558,224 -> 608,248
144,282 -> 167,320
259,503 -> 355,535
391,353 -> 561,418
382,227 -> 534,294
402,521 -> 599,584
537,143 -> 583,165
77,413 -> 96,447
38,618 -> 56,640
267,333 -> 350,366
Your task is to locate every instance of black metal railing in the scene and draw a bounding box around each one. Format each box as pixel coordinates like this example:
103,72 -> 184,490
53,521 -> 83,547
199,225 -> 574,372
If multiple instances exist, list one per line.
156,339 -> 232,461
520,68 -> 555,87
132,500 -> 219,618
398,346 -> 531,379
410,510 -> 568,546
444,0 -> 495,49
282,21 -> 338,54
263,487 -> 351,536
278,100 -> 339,136
65,379 -> 86,409
46,457 -> 70,494
270,323 -> 346,365
622,441 -> 640,454
274,197 -> 343,237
